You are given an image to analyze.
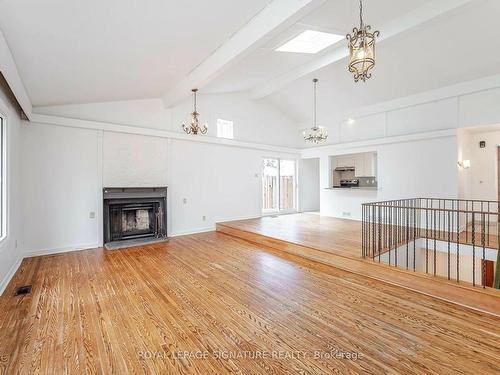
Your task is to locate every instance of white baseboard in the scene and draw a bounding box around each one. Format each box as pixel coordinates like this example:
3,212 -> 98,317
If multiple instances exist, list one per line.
170,226 -> 215,237
23,243 -> 101,258
0,254 -> 23,296
1,215 -> 262,295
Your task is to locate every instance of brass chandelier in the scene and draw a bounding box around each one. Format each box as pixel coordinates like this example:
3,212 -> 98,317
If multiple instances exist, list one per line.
346,0 -> 379,82
303,78 -> 327,144
182,89 -> 208,135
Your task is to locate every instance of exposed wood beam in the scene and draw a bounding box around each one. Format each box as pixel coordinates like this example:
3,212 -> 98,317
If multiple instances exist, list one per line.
251,0 -> 475,100
162,0 -> 327,108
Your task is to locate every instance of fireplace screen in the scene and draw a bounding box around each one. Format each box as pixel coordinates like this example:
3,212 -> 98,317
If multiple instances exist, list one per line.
110,203 -> 161,241
103,187 -> 167,244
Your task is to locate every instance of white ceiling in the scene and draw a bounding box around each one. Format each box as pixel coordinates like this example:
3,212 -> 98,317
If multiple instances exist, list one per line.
265,0 -> 500,125
204,0 -> 433,93
0,0 -> 270,106
1,0 -> 499,124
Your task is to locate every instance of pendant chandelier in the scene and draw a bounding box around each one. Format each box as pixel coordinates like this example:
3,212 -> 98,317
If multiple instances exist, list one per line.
182,89 -> 208,135
346,0 -> 380,82
303,78 -> 327,144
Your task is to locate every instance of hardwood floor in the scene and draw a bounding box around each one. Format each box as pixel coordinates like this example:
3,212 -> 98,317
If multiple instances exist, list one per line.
219,213 -> 363,258
1,232 -> 499,374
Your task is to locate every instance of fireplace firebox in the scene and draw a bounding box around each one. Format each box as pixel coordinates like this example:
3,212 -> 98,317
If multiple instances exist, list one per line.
103,187 -> 167,247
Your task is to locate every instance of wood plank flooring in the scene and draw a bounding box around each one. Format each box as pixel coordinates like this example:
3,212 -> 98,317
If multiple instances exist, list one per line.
1,232 -> 499,374
217,218 -> 500,316
219,213 -> 363,258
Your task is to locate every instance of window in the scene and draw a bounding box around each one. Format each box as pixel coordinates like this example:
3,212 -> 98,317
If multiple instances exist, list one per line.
216,119 -> 233,139
0,114 -> 5,240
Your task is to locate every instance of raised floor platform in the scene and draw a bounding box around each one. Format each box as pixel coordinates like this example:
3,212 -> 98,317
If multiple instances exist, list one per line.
217,213 -> 500,317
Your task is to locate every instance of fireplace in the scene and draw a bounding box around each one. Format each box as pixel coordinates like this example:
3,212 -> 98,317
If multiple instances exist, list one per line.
103,187 -> 167,247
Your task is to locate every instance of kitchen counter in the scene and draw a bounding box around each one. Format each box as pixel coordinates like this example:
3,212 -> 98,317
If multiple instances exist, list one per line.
325,187 -> 379,190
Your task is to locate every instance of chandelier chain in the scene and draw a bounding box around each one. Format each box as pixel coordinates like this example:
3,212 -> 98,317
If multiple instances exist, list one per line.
303,78 -> 327,144
359,0 -> 363,29
313,79 -> 317,130
193,89 -> 197,112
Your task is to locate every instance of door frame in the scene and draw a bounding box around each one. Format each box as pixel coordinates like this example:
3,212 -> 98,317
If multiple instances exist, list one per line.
261,157 -> 298,215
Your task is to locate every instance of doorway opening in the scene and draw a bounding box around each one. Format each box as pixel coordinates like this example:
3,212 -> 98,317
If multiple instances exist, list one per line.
262,158 -> 297,214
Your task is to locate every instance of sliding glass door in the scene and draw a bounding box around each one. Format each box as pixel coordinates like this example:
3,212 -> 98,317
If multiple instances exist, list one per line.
262,158 -> 296,214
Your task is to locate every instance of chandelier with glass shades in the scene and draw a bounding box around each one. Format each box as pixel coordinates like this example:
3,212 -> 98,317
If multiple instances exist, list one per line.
303,78 -> 328,144
346,0 -> 379,82
182,88 -> 208,135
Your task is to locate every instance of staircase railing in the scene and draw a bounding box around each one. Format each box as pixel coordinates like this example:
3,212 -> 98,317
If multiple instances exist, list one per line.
362,198 -> 500,288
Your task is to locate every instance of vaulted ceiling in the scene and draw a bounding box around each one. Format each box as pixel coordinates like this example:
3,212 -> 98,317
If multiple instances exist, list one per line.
1,0 -> 499,127
0,0 -> 271,105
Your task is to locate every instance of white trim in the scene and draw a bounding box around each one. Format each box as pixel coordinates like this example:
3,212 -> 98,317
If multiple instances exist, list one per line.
341,74 -> 500,121
96,130 -> 104,246
0,254 -> 22,296
301,129 -> 456,157
0,111 -> 7,243
170,227 -> 215,237
23,243 -> 101,258
29,113 -> 301,155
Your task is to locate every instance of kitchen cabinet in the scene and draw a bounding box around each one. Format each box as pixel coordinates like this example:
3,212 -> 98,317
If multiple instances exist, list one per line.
363,152 -> 377,177
332,152 -> 377,178
336,156 -> 355,168
354,155 -> 365,177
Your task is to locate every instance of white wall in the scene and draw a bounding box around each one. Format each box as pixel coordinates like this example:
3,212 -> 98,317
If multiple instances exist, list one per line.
298,158 -> 319,212
457,128 -> 473,199
34,92 -> 301,148
20,122 -> 299,251
304,134 -> 459,220
103,131 -> 168,187
468,127 -> 500,201
169,140 -> 296,234
22,124 -> 102,255
0,85 -> 24,294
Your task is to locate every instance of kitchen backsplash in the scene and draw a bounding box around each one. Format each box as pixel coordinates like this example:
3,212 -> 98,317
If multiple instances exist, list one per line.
358,177 -> 378,188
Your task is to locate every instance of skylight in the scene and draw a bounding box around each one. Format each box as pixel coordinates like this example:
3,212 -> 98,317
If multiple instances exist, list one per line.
276,30 -> 344,54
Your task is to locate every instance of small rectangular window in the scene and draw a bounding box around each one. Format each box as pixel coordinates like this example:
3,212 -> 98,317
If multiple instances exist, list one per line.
216,119 -> 233,139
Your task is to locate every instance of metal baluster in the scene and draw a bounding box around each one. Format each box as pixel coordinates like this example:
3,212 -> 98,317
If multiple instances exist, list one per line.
378,206 -> 382,263
448,211 -> 451,280
372,205 -> 376,260
388,204 -> 392,267
406,203 -> 409,270
466,200 -> 469,242
395,201 -> 398,268
482,213 -> 486,289
456,206 -> 460,282
438,199 -> 441,239
433,209 -> 437,277
362,205 -> 365,258
413,203 -> 416,271
472,213 -> 476,287
487,202 -> 490,246
425,208 -> 429,274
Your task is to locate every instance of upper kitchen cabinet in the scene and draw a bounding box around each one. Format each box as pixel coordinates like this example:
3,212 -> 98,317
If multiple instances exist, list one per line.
335,156 -> 356,169
362,152 -> 377,177
352,152 -> 377,177
332,152 -> 377,178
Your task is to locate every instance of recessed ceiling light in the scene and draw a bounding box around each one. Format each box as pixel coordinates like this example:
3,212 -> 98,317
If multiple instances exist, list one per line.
276,30 -> 344,54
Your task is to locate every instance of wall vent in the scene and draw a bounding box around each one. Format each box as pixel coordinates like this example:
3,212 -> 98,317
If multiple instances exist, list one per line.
14,285 -> 32,296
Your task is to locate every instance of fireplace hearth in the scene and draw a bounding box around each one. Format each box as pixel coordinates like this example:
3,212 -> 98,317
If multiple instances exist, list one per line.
103,187 -> 167,248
